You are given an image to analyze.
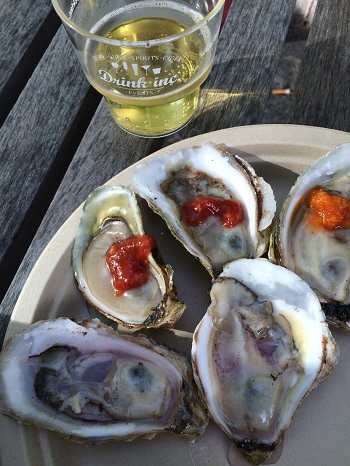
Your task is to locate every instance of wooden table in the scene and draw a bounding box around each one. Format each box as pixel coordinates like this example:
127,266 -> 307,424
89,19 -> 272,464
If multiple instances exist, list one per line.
2,0 -> 350,345
1,0 -> 350,464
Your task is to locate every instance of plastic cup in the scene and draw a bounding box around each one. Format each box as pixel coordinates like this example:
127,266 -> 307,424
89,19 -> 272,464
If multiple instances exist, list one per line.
52,0 -> 225,137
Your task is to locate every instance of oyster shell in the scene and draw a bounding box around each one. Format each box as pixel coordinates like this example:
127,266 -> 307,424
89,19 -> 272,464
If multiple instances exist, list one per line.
0,318 -> 208,443
72,185 -> 185,329
191,258 -> 338,465
269,143 -> 350,329
131,142 -> 276,277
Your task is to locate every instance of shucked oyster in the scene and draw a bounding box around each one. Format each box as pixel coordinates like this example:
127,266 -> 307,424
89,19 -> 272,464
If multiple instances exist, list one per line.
192,258 -> 338,465
0,318 -> 208,443
269,143 -> 350,330
72,185 -> 185,329
131,142 -> 276,277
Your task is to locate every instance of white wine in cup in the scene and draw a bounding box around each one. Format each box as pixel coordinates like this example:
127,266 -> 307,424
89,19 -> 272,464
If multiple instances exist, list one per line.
52,0 -> 225,137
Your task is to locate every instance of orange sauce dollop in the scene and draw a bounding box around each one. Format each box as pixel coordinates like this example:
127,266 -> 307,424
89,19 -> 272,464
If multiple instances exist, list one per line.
307,188 -> 350,230
181,196 -> 244,228
106,234 -> 156,296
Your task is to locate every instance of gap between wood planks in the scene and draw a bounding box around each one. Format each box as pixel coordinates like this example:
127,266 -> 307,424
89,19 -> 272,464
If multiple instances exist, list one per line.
0,86 -> 102,303
0,9 -> 61,128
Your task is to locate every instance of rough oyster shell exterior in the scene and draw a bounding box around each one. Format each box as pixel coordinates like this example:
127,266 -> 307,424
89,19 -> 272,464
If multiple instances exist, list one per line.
131,142 -> 276,278
269,143 -> 350,330
0,318 -> 208,443
192,258 -> 339,465
72,185 -> 185,329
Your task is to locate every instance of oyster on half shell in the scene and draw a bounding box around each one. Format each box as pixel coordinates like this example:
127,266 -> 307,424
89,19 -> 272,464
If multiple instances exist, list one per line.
131,142 -> 276,277
269,143 -> 350,330
72,185 -> 185,329
0,318 -> 208,443
192,258 -> 338,465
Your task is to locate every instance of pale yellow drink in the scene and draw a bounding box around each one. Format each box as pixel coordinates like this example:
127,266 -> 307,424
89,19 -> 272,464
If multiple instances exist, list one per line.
86,7 -> 213,136
52,0 -> 224,137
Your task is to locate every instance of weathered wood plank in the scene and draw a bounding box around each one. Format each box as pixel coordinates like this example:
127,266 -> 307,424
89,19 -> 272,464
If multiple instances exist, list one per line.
288,0 -> 350,131
0,0 -> 52,91
181,0 -> 297,138
0,26 -> 98,302
0,101 -> 161,345
0,0 -> 60,124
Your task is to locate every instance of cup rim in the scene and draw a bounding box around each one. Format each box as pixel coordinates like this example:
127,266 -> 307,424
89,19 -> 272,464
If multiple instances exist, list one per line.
51,0 -> 226,46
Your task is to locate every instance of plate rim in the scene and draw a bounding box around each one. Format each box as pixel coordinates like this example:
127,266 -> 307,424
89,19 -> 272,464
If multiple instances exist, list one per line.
6,123 -> 350,342
3,123 -> 350,466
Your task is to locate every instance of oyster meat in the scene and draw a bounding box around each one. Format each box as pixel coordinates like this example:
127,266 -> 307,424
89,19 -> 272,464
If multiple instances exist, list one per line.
191,258 -> 338,465
72,185 -> 185,329
269,143 -> 350,329
0,318 -> 208,443
131,142 -> 276,277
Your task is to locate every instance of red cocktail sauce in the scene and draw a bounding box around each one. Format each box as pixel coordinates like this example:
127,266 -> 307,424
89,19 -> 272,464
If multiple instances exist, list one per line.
106,234 -> 156,296
181,196 -> 244,228
307,188 -> 350,230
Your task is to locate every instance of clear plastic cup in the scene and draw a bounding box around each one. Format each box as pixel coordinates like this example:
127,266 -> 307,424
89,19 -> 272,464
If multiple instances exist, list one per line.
52,0 -> 225,137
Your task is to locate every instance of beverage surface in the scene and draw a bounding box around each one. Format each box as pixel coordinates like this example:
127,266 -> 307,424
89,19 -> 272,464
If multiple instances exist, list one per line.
83,2 -> 213,135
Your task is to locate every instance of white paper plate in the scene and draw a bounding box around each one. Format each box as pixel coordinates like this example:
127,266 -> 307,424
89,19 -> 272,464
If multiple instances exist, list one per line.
2,124 -> 350,466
